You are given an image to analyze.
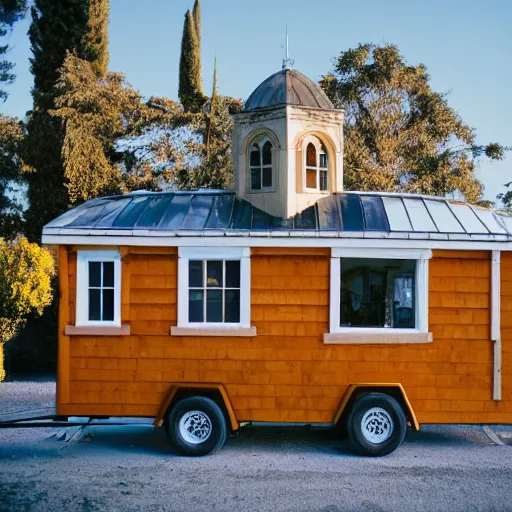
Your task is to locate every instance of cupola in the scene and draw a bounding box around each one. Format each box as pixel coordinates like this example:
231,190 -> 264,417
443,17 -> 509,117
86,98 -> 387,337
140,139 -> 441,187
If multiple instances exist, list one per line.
232,67 -> 344,219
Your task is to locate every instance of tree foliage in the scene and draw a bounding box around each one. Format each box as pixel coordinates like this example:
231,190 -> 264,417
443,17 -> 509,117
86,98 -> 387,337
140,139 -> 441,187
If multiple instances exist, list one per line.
0,236 -> 54,379
51,54 -> 190,203
320,44 -> 507,203
82,0 -> 109,77
0,0 -> 27,101
497,183 -> 512,214
0,115 -> 24,239
192,0 -> 201,59
179,9 -> 204,112
177,95 -> 242,190
22,0 -> 110,241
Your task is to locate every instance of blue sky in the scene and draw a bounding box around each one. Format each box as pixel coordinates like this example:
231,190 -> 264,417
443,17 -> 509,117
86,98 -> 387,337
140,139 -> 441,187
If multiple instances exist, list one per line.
2,0 -> 511,202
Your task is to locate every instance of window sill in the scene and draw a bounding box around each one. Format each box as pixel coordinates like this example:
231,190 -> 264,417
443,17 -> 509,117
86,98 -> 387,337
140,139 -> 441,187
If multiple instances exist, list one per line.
247,189 -> 276,195
170,326 -> 257,337
323,331 -> 433,344
65,325 -> 131,336
303,189 -> 330,195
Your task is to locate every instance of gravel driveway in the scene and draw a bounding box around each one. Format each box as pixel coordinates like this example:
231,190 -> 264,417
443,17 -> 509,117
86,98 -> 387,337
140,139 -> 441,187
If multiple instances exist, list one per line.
1,380 -> 512,512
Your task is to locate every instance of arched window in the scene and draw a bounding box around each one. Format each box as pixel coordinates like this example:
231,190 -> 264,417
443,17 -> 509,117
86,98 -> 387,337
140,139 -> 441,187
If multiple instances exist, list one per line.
304,137 -> 328,192
250,139 -> 273,190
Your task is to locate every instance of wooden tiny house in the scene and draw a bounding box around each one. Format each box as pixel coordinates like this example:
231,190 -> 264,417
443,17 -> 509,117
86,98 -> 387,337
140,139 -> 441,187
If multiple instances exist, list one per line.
42,67 -> 512,456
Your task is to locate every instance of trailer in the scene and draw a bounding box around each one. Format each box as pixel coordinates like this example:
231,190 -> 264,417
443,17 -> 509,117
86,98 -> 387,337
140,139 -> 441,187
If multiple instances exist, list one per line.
36,66 -> 512,457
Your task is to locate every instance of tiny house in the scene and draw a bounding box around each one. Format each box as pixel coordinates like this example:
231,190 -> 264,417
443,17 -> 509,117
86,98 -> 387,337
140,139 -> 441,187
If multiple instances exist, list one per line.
42,68 -> 512,456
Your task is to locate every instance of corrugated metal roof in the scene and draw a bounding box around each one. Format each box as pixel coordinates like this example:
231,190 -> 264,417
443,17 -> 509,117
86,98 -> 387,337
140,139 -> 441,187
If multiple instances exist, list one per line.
44,190 -> 512,240
244,69 -> 335,111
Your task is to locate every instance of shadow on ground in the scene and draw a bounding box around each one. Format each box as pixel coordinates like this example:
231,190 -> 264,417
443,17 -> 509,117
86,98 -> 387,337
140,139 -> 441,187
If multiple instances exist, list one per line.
2,422 -> 500,463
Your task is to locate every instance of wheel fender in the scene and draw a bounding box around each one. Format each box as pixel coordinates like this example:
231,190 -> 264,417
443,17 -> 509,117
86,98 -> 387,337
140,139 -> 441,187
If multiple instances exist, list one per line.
333,383 -> 419,431
154,383 -> 239,432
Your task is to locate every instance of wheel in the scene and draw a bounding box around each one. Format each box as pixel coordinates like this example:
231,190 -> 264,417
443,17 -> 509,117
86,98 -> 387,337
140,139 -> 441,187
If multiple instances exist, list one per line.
346,393 -> 407,457
166,396 -> 227,456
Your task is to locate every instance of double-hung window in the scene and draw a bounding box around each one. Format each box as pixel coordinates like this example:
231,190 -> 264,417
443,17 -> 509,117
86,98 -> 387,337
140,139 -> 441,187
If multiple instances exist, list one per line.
304,137 -> 329,192
173,247 -> 255,336
188,259 -> 241,323
76,250 -> 122,327
249,140 -> 273,191
326,248 -> 432,344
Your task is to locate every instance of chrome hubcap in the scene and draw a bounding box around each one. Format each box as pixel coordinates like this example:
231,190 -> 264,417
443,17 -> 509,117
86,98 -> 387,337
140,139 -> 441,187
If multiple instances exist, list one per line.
361,407 -> 394,444
179,410 -> 212,445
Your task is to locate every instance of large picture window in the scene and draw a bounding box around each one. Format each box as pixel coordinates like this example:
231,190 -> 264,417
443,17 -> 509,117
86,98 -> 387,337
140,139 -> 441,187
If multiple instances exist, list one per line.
76,250 -> 121,327
174,247 -> 255,336
341,258 -> 416,329
326,248 -> 432,344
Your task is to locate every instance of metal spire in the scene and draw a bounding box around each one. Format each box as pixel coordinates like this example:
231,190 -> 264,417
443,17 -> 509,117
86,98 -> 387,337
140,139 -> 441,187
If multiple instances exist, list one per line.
282,25 -> 294,69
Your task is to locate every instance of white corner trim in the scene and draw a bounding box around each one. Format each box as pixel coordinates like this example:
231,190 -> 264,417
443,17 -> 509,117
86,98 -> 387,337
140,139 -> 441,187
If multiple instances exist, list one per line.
323,331 -> 433,344
492,250 -> 502,401
177,247 -> 251,329
170,326 -> 257,337
75,250 -> 122,328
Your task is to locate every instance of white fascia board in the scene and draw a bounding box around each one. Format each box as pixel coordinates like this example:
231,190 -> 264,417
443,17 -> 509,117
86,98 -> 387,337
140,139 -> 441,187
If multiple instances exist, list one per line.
42,233 -> 512,251
363,231 -> 390,239
178,246 -> 250,259
331,248 -> 432,260
427,233 -> 449,240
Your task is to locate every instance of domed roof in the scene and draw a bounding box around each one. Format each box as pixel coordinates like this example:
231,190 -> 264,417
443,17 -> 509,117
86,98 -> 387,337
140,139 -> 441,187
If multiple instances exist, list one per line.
244,69 -> 334,111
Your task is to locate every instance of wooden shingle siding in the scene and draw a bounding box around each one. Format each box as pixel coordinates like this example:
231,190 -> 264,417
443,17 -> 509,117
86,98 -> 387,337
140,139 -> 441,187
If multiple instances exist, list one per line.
59,247 -> 512,425
500,251 -> 512,406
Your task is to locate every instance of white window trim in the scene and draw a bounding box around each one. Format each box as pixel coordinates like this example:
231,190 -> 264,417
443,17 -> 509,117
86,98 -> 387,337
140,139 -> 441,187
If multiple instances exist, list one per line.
76,250 -> 122,328
492,250 -> 501,401
326,248 -> 432,344
303,135 -> 329,193
173,247 -> 255,336
248,137 -> 275,193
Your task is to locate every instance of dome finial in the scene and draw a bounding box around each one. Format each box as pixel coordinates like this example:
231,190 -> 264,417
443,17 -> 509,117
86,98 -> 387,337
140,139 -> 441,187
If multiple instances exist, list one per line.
282,25 -> 294,70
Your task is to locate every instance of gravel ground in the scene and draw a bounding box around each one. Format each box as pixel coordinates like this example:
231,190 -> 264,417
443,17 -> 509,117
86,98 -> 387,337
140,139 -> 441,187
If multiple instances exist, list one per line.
2,380 -> 512,512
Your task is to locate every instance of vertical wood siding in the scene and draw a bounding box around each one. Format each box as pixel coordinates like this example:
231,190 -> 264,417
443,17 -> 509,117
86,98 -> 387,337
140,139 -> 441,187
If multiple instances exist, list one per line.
59,247 -> 512,425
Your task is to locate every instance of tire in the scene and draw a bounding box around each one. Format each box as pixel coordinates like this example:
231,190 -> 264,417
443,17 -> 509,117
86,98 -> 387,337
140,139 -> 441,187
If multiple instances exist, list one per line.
346,393 -> 407,457
166,396 -> 227,456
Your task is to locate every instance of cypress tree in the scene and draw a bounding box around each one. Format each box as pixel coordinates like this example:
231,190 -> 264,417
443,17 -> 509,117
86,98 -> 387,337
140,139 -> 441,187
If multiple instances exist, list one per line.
192,0 -> 201,59
23,0 -> 110,241
82,0 -> 109,77
206,57 -> 217,157
178,9 -> 204,112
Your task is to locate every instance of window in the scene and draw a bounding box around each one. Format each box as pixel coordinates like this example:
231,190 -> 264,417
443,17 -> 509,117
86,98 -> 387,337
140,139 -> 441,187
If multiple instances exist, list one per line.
304,137 -> 328,192
188,260 -> 241,323
326,248 -> 432,344
174,247 -> 255,336
76,250 -> 121,327
250,140 -> 273,191
341,258 -> 416,329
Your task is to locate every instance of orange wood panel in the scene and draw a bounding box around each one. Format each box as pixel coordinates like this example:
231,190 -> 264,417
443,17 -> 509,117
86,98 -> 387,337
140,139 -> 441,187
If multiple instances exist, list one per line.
251,247 -> 331,256
57,246 -> 70,409
61,249 -> 512,426
432,250 -> 490,260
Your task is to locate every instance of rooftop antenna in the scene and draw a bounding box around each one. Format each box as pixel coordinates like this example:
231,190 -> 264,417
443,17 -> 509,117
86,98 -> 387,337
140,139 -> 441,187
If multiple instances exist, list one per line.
282,25 -> 294,69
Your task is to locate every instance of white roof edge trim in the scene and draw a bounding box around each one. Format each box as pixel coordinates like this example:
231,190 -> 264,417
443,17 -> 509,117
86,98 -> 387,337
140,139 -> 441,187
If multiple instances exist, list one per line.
41,234 -> 512,252
332,248 -> 432,260
42,228 -> 509,240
